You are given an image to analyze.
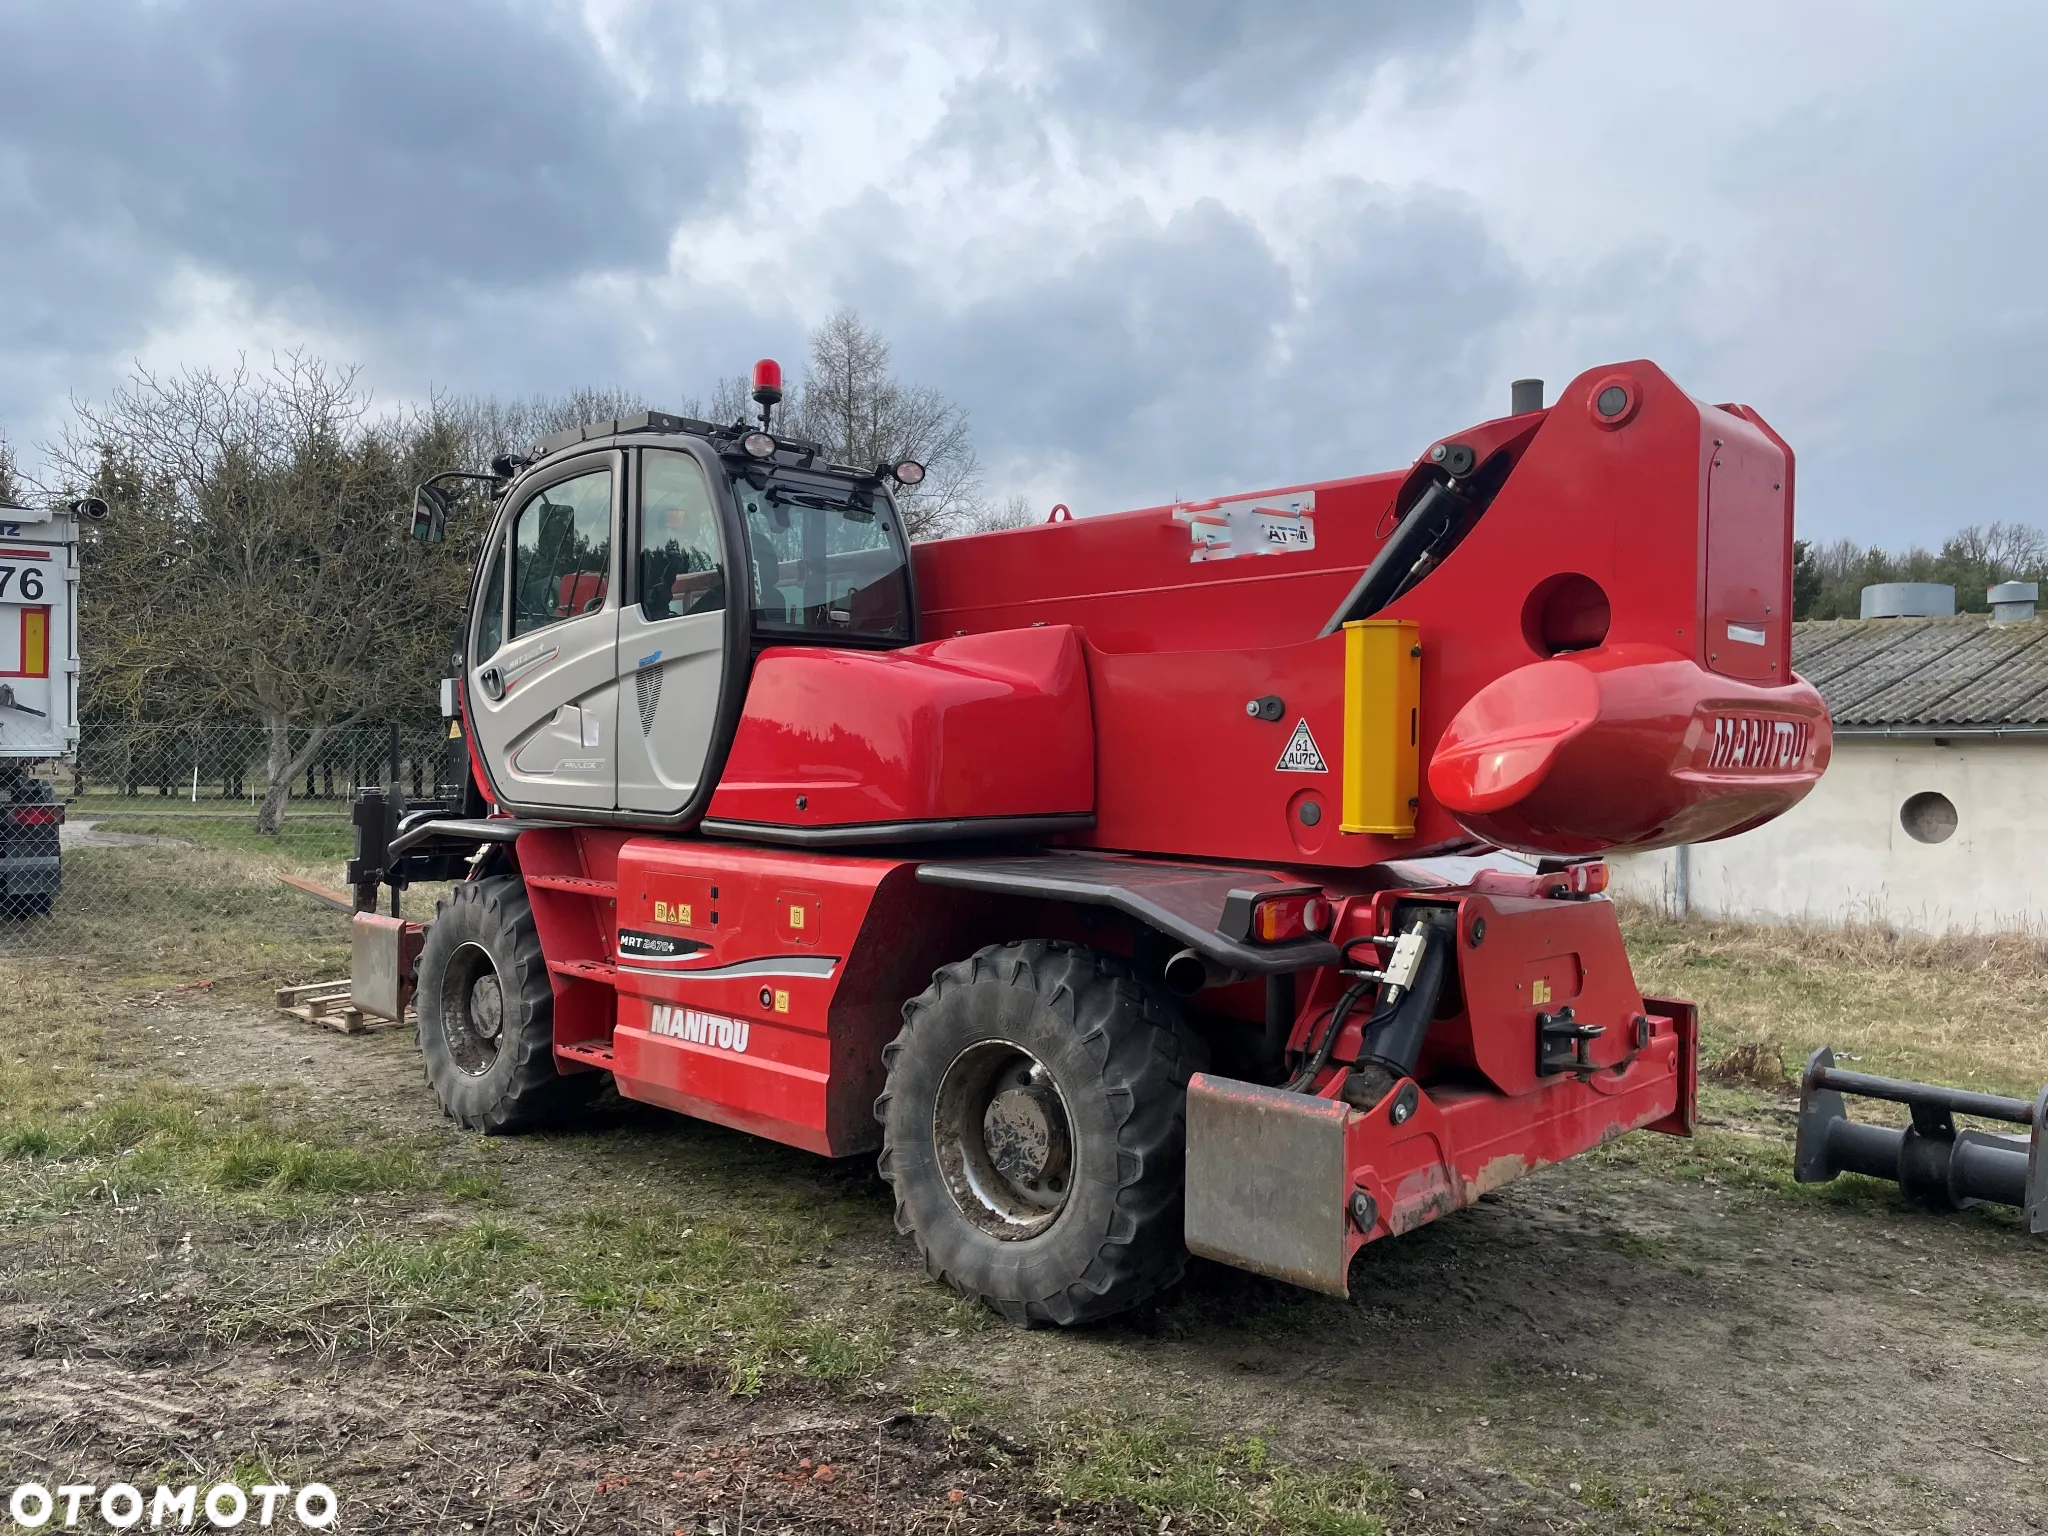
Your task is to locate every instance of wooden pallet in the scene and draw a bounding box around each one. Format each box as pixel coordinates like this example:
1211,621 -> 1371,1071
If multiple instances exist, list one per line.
276,979 -> 410,1035
276,872 -> 356,911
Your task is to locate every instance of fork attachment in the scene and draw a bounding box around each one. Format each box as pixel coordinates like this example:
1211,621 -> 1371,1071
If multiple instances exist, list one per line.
1794,1045 -> 2048,1233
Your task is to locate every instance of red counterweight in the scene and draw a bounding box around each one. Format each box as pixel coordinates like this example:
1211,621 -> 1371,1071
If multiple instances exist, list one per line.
379,356 -> 1831,1327
911,360 -> 1827,865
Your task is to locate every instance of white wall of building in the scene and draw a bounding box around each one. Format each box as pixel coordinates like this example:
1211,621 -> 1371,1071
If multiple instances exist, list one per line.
1609,737 -> 2048,936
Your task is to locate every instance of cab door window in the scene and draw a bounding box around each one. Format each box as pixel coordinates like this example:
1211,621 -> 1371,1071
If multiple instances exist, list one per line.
474,536 -> 507,658
638,452 -> 725,619
511,468 -> 613,637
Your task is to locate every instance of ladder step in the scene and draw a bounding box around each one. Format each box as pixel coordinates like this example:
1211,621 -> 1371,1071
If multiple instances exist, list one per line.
526,874 -> 619,897
549,958 -> 618,986
556,1038 -> 615,1068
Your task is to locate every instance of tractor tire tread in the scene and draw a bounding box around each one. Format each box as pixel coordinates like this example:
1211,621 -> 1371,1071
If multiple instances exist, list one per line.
875,939 -> 1207,1327
417,876 -> 597,1136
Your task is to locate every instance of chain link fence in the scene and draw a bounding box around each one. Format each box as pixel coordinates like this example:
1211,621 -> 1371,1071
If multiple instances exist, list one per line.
64,720 -> 459,809
0,721 -> 458,971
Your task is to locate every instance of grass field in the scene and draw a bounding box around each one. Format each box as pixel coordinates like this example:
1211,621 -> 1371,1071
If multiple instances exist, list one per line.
2,834 -> 2044,1533
1626,910 -> 2048,1098
69,796 -> 357,851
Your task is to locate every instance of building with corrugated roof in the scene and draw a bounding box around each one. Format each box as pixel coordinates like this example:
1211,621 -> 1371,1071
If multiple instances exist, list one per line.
1611,583 -> 2047,935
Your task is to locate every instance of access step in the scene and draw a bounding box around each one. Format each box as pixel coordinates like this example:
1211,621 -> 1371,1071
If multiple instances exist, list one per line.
555,1038 -> 615,1069
526,874 -> 619,898
548,958 -> 618,986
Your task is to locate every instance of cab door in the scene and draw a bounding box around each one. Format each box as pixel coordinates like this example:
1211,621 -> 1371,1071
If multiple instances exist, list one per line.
616,447 -> 732,815
467,456 -> 621,813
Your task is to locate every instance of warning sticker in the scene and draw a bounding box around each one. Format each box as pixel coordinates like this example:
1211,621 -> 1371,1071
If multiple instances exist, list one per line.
1276,719 -> 1328,773
1173,491 -> 1315,562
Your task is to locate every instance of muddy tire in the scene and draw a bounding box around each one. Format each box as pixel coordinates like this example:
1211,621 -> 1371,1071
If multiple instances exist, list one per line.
417,875 -> 596,1134
875,940 -> 1208,1327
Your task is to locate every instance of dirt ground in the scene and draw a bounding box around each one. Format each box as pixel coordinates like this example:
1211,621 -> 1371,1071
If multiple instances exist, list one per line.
5,963 -> 2046,1536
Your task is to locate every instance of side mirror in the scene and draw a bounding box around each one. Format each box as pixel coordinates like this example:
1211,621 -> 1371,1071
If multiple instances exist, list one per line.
411,481 -> 451,543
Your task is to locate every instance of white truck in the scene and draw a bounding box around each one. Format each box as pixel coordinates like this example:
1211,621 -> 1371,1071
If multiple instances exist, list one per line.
0,497 -> 93,916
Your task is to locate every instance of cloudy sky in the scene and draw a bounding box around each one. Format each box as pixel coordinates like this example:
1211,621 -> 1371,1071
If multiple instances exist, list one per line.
2,0 -> 2042,545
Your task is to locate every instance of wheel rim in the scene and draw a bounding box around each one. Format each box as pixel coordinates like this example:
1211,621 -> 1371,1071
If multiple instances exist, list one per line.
441,941 -> 506,1077
933,1040 -> 1075,1239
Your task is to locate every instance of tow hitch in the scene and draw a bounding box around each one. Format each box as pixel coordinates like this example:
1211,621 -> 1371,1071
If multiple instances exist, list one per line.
1794,1046 -> 2048,1232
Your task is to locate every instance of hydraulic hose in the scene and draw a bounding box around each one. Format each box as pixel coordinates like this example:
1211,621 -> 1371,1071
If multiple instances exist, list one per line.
1284,924 -> 1447,1095
1356,921 -> 1450,1077
1281,934 -> 1394,1091
1283,982 -> 1382,1094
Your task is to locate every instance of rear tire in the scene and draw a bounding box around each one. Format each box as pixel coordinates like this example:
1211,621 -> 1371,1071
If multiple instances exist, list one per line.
417,875 -> 597,1133
875,940 -> 1208,1327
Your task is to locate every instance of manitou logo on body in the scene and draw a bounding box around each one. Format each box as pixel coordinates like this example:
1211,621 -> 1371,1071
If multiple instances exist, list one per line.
649,1004 -> 750,1053
1708,714 -> 1812,771
6,1482 -> 336,1530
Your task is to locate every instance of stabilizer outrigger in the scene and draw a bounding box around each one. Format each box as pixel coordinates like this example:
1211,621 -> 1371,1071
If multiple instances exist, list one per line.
1795,1046 -> 2048,1233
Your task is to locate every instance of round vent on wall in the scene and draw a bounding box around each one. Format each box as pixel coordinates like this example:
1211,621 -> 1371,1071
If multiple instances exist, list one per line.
1899,791 -> 1958,845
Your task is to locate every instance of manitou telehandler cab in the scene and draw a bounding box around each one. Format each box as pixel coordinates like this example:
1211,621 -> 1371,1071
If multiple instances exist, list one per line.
350,360 -> 1839,1325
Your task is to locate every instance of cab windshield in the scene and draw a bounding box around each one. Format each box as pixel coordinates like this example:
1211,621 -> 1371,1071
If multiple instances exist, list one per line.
733,473 -> 912,642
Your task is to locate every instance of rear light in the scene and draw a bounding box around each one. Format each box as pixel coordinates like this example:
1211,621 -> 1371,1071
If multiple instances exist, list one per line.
1219,886 -> 1332,945
1251,892 -> 1330,943
9,804 -> 62,826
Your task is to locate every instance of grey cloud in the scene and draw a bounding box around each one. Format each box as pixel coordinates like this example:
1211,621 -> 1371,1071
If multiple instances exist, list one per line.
1709,28 -> 2048,545
364,277 -> 809,432
921,81 -> 1057,184
917,199 -> 1294,491
1,0 -> 741,302
1281,183 -> 1533,466
0,0 -> 745,438
870,187 -> 1532,512
938,0 -> 1502,150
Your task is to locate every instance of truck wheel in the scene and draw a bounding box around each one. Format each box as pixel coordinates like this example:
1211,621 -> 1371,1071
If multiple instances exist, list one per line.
875,940 -> 1208,1327
416,875 -> 596,1134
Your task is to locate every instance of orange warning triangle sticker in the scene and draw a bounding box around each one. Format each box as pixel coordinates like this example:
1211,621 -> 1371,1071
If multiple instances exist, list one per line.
1276,718 -> 1328,772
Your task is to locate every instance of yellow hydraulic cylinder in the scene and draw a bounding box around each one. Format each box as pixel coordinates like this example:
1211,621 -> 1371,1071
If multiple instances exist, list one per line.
1341,619 -> 1420,836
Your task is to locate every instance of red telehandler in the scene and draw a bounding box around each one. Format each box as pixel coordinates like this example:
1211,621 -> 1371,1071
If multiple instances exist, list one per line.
348,359 -> 1846,1326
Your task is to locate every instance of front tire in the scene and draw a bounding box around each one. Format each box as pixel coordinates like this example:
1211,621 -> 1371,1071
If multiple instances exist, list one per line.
876,941 -> 1207,1327
417,875 -> 596,1133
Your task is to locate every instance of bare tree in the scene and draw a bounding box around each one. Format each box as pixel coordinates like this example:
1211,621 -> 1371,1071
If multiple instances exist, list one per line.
957,493 -> 1037,534
784,311 -> 983,539
435,386 -> 649,473
1794,521 -> 2048,617
702,374 -> 753,426
56,355 -> 473,833
0,428 -> 18,506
